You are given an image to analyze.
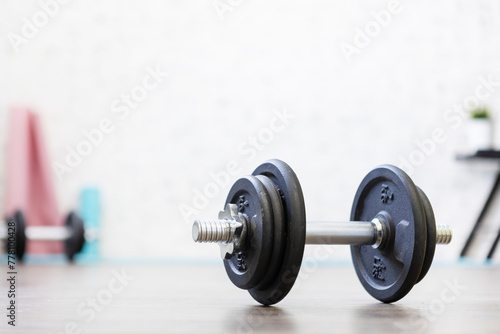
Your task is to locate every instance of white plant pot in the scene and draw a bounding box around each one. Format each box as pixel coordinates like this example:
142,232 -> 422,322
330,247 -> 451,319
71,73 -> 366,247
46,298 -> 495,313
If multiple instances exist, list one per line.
468,119 -> 492,151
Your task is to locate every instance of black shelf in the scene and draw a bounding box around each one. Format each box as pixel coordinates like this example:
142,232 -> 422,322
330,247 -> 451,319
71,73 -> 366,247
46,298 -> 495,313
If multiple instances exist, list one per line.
456,150 -> 500,160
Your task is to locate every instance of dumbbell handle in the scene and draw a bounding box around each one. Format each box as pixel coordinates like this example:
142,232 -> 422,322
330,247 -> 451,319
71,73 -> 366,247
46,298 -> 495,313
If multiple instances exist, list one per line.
306,221 -> 380,246
26,226 -> 71,241
0,225 -> 70,241
0,224 -> 99,242
193,218 -> 453,248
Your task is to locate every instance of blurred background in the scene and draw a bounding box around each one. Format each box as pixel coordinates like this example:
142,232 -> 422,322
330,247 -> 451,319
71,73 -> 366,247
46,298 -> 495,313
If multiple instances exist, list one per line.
1,0 -> 500,264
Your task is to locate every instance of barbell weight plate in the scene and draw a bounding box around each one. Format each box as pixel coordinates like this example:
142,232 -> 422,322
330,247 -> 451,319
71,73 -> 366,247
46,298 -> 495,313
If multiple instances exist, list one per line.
416,187 -> 436,284
223,176 -> 274,290
64,212 -> 85,261
251,159 -> 306,305
350,165 -> 426,303
5,210 -> 27,261
248,175 -> 286,304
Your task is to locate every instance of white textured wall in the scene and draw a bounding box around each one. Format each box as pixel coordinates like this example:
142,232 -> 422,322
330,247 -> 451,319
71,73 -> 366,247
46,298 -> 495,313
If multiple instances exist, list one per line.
1,0 -> 500,263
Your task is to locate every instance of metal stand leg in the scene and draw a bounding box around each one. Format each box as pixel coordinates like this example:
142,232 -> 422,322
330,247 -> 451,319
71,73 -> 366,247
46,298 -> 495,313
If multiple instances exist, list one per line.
487,229 -> 500,260
460,171 -> 500,257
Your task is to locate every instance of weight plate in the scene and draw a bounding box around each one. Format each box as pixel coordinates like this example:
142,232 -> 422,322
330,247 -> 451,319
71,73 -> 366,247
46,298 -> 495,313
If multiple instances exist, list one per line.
416,187 -> 436,284
5,211 -> 27,261
249,175 -> 286,304
350,165 -> 426,303
64,212 -> 85,261
223,176 -> 274,290
251,159 -> 306,305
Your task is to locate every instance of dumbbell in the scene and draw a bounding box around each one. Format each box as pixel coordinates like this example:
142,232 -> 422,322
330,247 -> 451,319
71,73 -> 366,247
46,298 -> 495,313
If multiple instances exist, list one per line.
1,210 -> 86,261
192,159 -> 452,305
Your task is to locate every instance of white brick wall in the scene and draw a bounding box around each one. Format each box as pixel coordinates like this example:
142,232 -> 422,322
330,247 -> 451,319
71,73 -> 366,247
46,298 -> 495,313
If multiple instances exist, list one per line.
1,0 -> 500,263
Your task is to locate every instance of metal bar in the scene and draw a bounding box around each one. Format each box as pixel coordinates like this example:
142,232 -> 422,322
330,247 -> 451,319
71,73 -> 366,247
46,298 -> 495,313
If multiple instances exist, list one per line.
305,221 -> 375,245
460,171 -> 500,257
25,226 -> 70,241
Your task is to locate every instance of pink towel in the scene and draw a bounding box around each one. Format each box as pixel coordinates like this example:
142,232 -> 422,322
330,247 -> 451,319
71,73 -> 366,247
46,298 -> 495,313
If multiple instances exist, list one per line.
5,108 -> 62,254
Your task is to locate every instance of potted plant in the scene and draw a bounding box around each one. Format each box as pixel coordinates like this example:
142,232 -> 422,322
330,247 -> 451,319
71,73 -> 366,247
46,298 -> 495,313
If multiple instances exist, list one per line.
468,107 -> 492,151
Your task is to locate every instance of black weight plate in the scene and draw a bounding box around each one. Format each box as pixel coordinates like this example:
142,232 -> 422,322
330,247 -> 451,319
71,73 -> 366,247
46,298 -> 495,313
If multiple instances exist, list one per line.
350,165 -> 426,303
64,212 -> 85,261
251,159 -> 306,305
5,211 -> 27,261
249,175 -> 286,304
416,187 -> 436,284
224,176 -> 274,290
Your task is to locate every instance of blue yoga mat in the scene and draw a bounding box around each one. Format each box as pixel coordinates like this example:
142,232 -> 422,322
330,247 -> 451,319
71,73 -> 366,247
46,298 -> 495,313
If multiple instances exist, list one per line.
78,188 -> 100,259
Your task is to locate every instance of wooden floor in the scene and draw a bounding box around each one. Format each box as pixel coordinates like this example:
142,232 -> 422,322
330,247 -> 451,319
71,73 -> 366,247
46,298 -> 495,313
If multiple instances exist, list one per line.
2,263 -> 499,333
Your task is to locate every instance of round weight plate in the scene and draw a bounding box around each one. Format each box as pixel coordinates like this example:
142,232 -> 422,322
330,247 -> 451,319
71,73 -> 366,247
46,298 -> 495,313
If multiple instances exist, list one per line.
416,187 -> 436,284
5,211 -> 27,261
248,175 -> 286,304
64,212 -> 85,261
350,165 -> 426,303
223,176 -> 274,290
250,159 -> 306,305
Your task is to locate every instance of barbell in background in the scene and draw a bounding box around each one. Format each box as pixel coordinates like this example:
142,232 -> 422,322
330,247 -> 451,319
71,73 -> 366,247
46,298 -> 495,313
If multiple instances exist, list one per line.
192,159 -> 452,305
1,210 -> 96,261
